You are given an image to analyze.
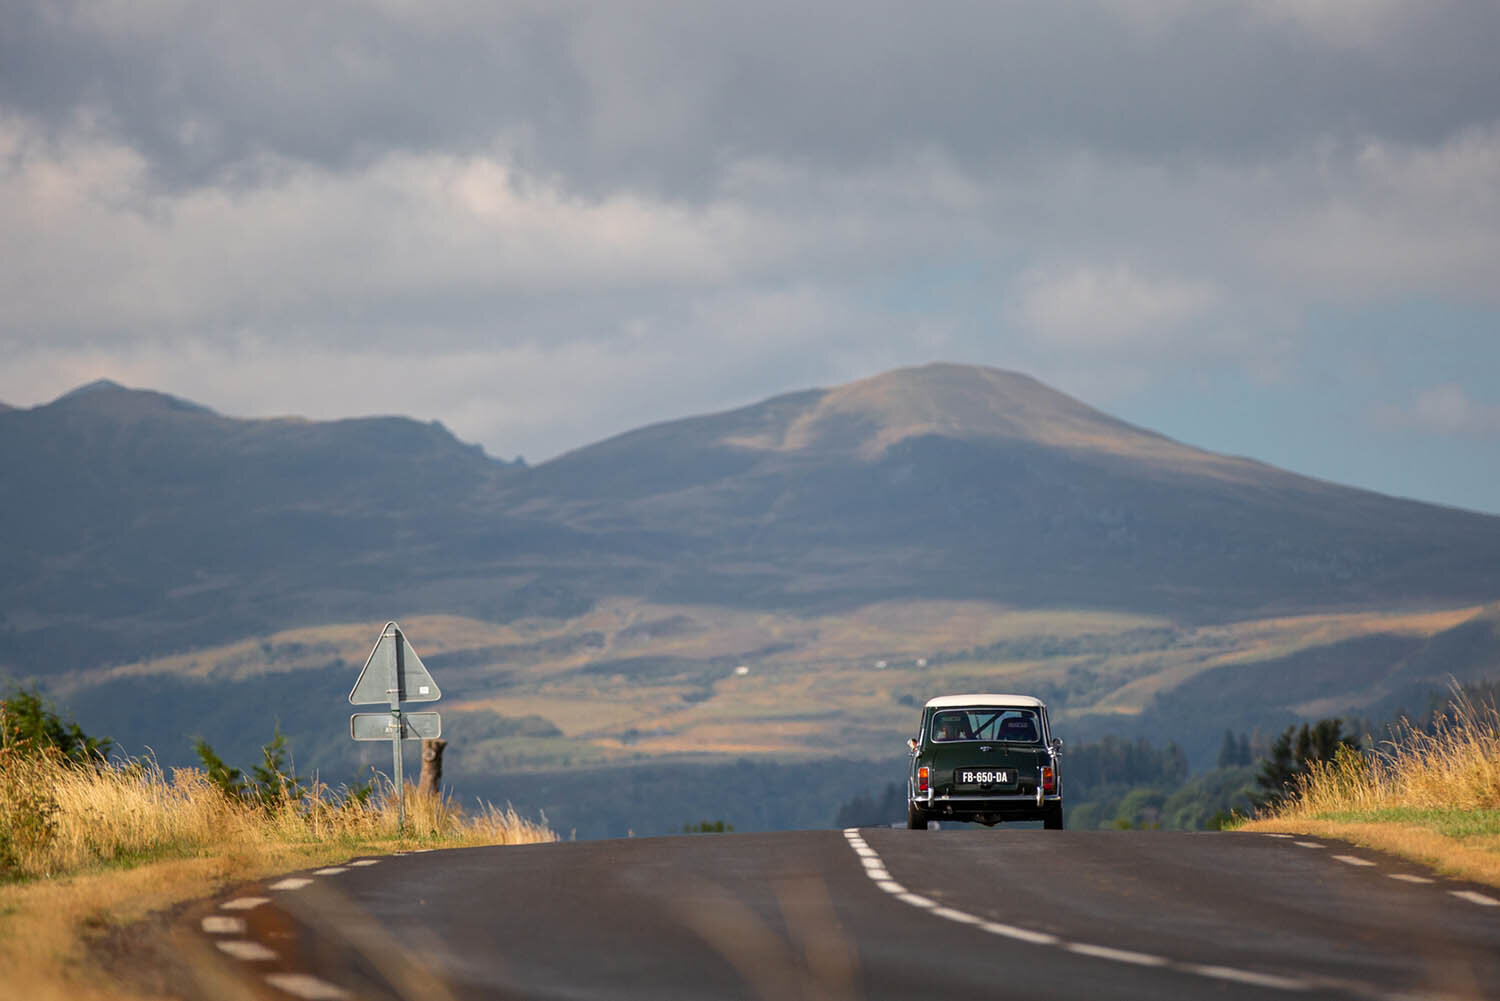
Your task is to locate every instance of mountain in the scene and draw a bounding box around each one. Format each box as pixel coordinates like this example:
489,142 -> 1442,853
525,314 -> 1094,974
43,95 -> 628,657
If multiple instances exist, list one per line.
5,363 -> 1500,678
518,363 -> 1500,615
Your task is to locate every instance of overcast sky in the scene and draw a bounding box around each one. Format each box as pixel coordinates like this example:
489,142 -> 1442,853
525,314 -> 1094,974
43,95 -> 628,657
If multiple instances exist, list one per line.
4,0 -> 1498,513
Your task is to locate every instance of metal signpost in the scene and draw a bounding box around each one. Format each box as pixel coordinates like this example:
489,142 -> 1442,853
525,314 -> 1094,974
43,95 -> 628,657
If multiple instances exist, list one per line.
349,621 -> 442,831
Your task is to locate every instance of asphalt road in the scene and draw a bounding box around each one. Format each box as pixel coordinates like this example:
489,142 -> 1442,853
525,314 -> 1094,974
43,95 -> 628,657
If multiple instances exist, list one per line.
183,829 -> 1500,1001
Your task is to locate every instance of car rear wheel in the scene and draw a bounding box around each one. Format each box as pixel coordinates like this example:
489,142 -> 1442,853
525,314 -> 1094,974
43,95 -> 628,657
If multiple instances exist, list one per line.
907,802 -> 929,830
1043,803 -> 1064,830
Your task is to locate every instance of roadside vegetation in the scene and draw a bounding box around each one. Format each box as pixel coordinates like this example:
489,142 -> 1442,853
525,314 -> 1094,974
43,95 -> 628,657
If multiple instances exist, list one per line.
1244,685 -> 1500,886
1,688 -> 554,1000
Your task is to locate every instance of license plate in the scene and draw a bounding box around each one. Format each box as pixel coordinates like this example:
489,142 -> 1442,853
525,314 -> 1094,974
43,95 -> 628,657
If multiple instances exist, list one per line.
955,768 -> 1015,785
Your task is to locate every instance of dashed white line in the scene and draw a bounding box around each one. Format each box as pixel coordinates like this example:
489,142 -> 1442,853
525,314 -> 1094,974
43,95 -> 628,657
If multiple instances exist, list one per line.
1293,841 -> 1325,849
264,972 -> 353,1000
215,940 -> 278,961
842,828 -> 1322,993
896,892 -> 937,909
1333,855 -> 1377,867
930,906 -> 982,924
1187,964 -> 1310,990
1388,874 -> 1435,885
1262,834 -> 1295,839
1066,943 -> 1169,967
220,896 -> 271,910
1449,890 -> 1500,907
977,921 -> 1061,946
312,867 -> 348,876
348,859 -> 381,866
268,877 -> 314,891
201,916 -> 246,934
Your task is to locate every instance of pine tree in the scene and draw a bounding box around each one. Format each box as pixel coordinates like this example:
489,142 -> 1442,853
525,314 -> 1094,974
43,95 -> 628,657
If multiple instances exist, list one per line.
1254,719 -> 1359,809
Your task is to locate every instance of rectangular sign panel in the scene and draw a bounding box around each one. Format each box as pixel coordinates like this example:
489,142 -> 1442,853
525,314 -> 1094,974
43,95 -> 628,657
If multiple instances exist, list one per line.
349,711 -> 442,741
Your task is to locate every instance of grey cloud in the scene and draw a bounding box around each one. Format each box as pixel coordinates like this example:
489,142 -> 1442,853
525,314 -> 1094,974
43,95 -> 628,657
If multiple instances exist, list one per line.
5,1 -> 1498,195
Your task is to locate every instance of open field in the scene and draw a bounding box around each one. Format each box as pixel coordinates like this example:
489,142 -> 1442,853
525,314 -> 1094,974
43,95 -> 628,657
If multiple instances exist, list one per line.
39,599 -> 1498,779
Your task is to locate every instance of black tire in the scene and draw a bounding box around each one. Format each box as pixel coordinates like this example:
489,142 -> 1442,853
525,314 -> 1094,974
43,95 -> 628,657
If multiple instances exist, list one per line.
907,802 -> 929,830
1043,802 -> 1064,830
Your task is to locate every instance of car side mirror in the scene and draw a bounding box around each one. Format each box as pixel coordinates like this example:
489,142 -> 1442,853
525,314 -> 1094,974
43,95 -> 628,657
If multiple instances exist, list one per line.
907,737 -> 919,752
1051,737 -> 1064,754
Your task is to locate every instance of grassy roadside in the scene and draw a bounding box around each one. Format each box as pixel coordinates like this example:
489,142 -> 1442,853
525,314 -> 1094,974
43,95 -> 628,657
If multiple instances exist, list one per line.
1,744 -> 554,1000
1240,692 -> 1500,887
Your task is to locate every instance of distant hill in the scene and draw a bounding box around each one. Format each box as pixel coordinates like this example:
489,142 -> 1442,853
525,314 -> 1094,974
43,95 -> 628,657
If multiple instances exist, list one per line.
6,363 -> 1500,677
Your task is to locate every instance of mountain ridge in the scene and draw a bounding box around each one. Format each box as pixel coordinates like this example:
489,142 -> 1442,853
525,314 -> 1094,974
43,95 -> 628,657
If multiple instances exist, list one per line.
5,363 -> 1500,678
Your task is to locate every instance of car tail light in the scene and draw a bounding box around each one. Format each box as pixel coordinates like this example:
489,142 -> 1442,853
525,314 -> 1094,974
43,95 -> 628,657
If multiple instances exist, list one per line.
918,766 -> 930,792
1041,766 -> 1055,794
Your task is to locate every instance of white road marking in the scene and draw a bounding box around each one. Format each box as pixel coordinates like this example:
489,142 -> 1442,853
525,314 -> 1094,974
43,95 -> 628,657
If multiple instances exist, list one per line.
1066,943 -> 1169,967
1262,834 -> 1295,839
978,921 -> 1061,946
348,859 -> 381,867
264,973 -> 352,999
312,867 -> 348,876
930,906 -> 982,924
215,940 -> 278,961
1388,874 -> 1435,885
1333,855 -> 1377,867
269,878 -> 314,891
1294,841 -> 1325,849
221,897 -> 271,910
201,915 -> 246,934
839,828 -> 1350,994
1449,890 -> 1500,907
1187,964 -> 1310,990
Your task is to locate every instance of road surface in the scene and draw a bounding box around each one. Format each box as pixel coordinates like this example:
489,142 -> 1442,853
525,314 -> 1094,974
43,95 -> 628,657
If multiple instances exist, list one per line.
181,829 -> 1500,1000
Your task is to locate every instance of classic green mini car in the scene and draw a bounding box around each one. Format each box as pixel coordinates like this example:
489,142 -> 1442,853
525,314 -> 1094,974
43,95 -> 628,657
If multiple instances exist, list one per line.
906,694 -> 1063,829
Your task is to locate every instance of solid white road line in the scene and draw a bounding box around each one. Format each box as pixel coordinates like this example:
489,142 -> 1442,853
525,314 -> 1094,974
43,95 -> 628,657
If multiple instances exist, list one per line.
1388,874 -> 1435,885
200,916 -> 247,934
268,877 -> 314,891
1333,855 -> 1377,867
220,896 -> 271,910
264,973 -> 352,999
1449,890 -> 1500,907
215,940 -> 278,961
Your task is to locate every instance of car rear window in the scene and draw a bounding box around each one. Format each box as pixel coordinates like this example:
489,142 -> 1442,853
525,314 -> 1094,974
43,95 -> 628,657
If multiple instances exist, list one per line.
930,708 -> 1040,743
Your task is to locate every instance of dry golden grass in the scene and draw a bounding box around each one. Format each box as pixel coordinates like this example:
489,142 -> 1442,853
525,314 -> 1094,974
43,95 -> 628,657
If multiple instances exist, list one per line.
1243,691 -> 1500,887
1,745 -> 554,1000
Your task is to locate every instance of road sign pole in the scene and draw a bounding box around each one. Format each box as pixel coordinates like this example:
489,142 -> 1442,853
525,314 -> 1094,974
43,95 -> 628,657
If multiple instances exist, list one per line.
390,624 -> 405,833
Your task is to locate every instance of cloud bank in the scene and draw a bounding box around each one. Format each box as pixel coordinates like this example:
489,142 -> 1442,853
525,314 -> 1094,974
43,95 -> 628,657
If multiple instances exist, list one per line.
2,1 -> 1497,502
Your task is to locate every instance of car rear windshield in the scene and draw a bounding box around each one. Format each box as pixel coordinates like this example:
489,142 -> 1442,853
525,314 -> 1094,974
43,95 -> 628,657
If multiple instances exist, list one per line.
929,708 -> 1041,743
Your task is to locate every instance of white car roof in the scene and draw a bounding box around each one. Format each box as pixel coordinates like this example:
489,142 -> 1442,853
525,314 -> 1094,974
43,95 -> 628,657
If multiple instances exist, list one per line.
924,693 -> 1046,709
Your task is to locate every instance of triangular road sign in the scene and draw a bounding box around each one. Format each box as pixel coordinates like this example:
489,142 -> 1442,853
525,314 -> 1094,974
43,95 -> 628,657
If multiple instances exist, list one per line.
349,621 -> 442,705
